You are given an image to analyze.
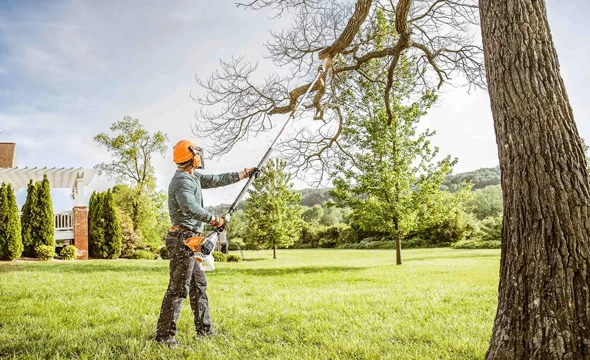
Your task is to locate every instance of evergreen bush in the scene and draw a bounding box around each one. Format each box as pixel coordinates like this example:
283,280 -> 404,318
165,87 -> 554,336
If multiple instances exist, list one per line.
227,254 -> 242,262
36,245 -> 55,261
212,251 -> 227,262
60,245 -> 78,260
0,183 -> 23,260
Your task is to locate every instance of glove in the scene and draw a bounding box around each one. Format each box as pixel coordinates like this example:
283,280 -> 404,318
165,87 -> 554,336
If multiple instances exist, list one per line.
209,215 -> 228,230
245,167 -> 262,179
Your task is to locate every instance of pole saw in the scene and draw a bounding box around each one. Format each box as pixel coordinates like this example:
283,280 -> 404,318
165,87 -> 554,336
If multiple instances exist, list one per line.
184,58 -> 331,271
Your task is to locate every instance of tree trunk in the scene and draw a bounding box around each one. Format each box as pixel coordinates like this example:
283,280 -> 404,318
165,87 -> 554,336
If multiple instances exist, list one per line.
480,0 -> 590,358
273,239 -> 276,260
395,235 -> 402,265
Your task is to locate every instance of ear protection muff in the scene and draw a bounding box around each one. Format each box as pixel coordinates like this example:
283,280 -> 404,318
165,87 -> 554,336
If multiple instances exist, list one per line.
188,146 -> 205,170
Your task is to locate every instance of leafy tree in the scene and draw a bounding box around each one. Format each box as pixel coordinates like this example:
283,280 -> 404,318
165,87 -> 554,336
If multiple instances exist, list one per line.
302,204 -> 323,223
117,209 -> 141,258
319,203 -> 340,226
467,185 -> 502,220
245,159 -> 302,259
20,179 -> 38,256
332,39 -> 455,264
36,175 -> 54,247
102,190 -> 122,259
227,210 -> 247,241
111,184 -> 170,250
89,191 -> 105,258
0,183 -> 23,260
415,186 -> 476,245
94,116 -> 168,230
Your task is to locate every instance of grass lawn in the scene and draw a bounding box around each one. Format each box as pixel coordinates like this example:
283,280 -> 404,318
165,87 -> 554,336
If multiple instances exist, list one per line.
0,248 -> 500,359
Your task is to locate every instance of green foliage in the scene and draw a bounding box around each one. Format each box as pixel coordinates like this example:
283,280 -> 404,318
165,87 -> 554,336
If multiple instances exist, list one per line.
245,159 -> 302,258
20,180 -> 37,255
36,245 -> 55,261
111,185 -> 170,250
89,190 -> 122,259
319,201 -> 342,226
130,250 -> 156,260
476,216 -> 502,242
441,166 -> 501,192
36,175 -> 55,248
415,187 -> 476,245
468,185 -> 502,220
227,210 -> 247,241
60,245 -> 78,260
452,240 -> 502,249
212,251 -> 227,262
89,192 -> 105,258
332,48 -> 456,263
19,177 -> 53,257
227,254 -> 242,262
159,246 -> 169,260
0,183 -> 23,260
94,116 -> 169,248
228,237 -> 245,251
302,204 -> 323,223
116,209 -> 141,258
102,190 -> 122,259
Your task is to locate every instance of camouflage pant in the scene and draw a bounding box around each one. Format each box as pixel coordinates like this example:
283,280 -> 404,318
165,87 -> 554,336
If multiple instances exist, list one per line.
156,230 -> 213,341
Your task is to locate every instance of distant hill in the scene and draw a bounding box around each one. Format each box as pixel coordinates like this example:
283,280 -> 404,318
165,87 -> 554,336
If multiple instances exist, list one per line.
205,166 -> 501,212
441,166 -> 501,192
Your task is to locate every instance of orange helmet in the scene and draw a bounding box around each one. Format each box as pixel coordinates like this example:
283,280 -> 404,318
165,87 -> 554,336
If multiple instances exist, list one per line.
173,140 -> 204,169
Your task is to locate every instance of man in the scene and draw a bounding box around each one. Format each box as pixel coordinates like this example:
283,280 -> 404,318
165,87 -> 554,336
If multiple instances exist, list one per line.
156,139 -> 258,346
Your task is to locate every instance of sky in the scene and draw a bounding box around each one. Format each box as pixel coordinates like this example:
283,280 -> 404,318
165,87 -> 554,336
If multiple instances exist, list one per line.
0,0 -> 589,211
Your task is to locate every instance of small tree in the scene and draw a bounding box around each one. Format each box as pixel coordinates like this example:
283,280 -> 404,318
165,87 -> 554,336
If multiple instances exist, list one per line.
89,191 -> 106,258
94,116 -> 168,231
36,175 -> 54,247
302,204 -> 323,223
102,190 -> 122,259
0,183 -> 23,260
20,179 -> 37,255
245,159 -> 302,259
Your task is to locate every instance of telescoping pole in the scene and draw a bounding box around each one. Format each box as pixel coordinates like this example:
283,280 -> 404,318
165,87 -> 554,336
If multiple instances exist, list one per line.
227,61 -> 328,215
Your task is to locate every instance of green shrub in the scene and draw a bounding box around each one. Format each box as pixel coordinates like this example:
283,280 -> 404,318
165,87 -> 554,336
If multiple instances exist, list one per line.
159,246 -> 169,260
212,251 -> 227,262
36,245 -> 55,261
418,209 -> 478,245
227,254 -> 242,262
60,245 -> 78,260
452,240 -> 501,249
476,216 -> 502,241
0,183 -> 23,260
228,237 -> 245,251
130,250 -> 156,260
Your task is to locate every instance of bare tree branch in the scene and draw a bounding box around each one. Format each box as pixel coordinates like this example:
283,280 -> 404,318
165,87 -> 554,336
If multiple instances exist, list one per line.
195,0 -> 485,177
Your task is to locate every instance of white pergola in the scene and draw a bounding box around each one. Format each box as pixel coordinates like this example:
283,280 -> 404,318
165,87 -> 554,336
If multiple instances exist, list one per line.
0,167 -> 96,206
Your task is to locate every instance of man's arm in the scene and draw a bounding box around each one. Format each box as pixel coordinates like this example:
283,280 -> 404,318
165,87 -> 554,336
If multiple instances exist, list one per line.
198,172 -> 241,189
175,182 -> 214,223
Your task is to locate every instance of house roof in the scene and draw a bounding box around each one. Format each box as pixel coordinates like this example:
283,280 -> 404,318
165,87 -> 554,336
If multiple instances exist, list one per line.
0,143 -> 16,168
0,167 -> 96,198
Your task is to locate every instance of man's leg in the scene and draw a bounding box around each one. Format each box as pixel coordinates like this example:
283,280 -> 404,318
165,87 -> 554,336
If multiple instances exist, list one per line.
189,262 -> 214,335
156,232 -> 195,342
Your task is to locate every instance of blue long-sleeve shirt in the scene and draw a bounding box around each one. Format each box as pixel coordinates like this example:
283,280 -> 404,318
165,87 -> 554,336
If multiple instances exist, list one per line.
168,170 -> 240,233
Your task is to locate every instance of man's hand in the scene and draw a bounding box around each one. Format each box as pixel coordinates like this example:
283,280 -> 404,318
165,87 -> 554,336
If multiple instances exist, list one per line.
239,167 -> 262,180
209,215 -> 228,230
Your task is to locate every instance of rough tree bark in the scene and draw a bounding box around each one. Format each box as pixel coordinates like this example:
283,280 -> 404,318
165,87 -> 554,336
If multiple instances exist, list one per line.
480,0 -> 590,358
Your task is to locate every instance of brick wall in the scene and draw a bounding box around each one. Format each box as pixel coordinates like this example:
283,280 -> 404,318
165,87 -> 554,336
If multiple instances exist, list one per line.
73,206 -> 88,260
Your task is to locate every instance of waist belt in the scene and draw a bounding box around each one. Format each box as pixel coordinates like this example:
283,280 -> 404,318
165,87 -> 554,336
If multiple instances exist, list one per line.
168,225 -> 201,236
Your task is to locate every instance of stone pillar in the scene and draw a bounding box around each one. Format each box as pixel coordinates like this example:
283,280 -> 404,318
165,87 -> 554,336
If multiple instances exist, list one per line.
73,206 -> 89,260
